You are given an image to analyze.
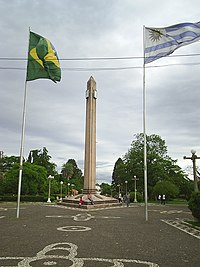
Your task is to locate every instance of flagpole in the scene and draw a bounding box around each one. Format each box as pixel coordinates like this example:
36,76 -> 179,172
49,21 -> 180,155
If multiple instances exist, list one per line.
143,25 -> 148,221
16,81 -> 28,218
16,28 -> 30,218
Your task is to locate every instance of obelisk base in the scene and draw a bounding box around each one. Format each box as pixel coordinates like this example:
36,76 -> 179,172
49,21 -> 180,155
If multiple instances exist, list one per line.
58,194 -> 121,209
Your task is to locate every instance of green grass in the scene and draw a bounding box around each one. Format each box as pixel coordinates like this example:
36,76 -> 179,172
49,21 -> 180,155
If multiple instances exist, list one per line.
147,199 -> 188,205
167,199 -> 188,205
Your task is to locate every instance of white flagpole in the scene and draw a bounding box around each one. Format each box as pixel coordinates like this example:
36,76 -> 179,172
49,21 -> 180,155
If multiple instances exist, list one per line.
143,25 -> 148,221
16,28 -> 30,218
16,81 -> 28,218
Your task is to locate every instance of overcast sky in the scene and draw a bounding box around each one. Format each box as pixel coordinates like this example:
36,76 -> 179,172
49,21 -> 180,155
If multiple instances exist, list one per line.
0,0 -> 200,183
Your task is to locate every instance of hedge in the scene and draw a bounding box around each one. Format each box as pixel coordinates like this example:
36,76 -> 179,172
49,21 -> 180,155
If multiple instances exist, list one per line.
188,191 -> 200,221
0,195 -> 55,202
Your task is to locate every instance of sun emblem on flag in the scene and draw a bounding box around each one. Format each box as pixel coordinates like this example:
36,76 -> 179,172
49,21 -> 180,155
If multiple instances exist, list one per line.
149,29 -> 162,42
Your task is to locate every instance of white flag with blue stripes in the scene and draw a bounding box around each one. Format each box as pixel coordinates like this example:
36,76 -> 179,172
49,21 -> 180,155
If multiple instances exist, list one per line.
144,22 -> 200,64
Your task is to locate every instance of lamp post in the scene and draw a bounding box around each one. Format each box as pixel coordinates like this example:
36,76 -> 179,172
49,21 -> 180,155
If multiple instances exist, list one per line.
60,181 -> 63,201
67,183 -> 70,197
47,175 -> 54,203
125,180 -> 128,195
183,149 -> 200,192
133,175 -> 139,203
117,184 -> 121,202
71,184 -> 74,196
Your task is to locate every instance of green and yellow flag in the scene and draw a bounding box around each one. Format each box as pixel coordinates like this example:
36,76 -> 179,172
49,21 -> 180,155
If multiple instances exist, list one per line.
26,31 -> 61,83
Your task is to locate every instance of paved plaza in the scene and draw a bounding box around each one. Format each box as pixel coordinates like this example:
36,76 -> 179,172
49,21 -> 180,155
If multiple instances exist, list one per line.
0,202 -> 199,267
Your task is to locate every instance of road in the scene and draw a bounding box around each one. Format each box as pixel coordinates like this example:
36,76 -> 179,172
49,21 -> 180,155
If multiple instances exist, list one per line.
0,202 -> 199,266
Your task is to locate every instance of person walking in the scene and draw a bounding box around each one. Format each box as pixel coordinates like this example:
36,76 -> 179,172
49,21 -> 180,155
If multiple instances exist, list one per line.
162,194 -> 166,205
118,193 -> 122,203
126,193 -> 130,207
158,194 -> 161,204
87,193 -> 94,205
79,196 -> 83,208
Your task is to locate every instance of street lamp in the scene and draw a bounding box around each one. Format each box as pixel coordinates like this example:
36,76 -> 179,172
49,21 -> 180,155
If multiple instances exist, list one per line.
125,180 -> 128,195
183,149 -> 200,192
67,183 -> 70,197
71,184 -> 74,196
117,184 -> 122,202
133,175 -> 139,203
47,175 -> 54,203
60,181 -> 63,201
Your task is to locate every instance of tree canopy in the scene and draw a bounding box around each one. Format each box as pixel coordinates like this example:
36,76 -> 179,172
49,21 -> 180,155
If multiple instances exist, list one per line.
112,133 -> 193,199
3,162 -> 47,195
0,135 -> 194,201
27,147 -> 57,175
61,159 -> 83,193
0,148 -> 83,197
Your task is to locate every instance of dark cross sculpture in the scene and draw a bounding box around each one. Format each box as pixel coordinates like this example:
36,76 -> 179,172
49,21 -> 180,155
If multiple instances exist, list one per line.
183,149 -> 200,192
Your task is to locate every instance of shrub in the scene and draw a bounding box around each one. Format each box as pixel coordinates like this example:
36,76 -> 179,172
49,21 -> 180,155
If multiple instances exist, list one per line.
0,195 -> 17,202
152,180 -> 179,200
188,191 -> 200,221
21,195 -> 45,202
0,195 -> 50,202
130,191 -> 143,203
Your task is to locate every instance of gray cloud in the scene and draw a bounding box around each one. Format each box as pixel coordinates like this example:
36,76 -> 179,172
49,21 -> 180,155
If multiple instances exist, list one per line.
0,0 -> 200,183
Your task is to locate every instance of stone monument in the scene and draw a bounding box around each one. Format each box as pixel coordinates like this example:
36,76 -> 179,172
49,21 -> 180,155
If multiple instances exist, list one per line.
83,76 -> 97,194
60,77 -> 120,209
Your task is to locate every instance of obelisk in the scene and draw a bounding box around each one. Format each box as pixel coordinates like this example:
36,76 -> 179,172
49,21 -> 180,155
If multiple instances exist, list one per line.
83,76 -> 97,194
61,76 -> 119,209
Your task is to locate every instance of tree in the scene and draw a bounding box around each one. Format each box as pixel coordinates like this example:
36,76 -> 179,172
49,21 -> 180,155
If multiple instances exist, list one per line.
0,155 -> 21,195
3,162 -> 47,195
152,180 -> 179,200
188,191 -> 200,221
112,158 -> 126,185
61,159 -> 83,180
61,159 -> 83,193
114,133 -> 190,199
122,133 -> 169,195
62,162 -> 74,180
124,133 -> 170,186
100,183 -> 111,196
27,147 -> 57,175
0,155 -> 20,173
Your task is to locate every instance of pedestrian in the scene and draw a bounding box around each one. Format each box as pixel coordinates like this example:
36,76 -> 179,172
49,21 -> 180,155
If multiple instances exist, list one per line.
87,193 -> 94,205
158,194 -> 161,204
126,193 -> 130,207
79,196 -> 83,208
118,193 -> 122,203
162,194 -> 166,205
123,194 -> 127,204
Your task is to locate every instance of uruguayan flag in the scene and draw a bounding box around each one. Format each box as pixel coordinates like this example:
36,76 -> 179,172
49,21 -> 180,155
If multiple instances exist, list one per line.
144,22 -> 200,64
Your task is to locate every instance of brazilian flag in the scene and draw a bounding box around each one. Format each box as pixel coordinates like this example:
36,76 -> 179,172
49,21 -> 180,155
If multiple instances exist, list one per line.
26,31 -> 61,83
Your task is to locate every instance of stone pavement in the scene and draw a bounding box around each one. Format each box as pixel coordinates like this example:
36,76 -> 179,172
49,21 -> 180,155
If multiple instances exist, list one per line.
0,202 -> 199,267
